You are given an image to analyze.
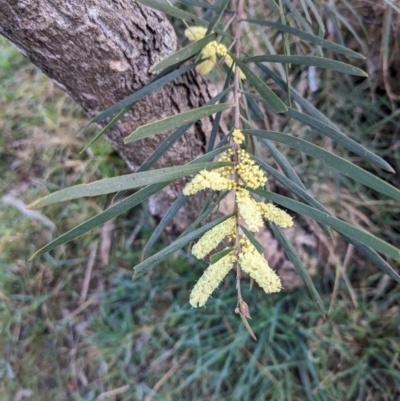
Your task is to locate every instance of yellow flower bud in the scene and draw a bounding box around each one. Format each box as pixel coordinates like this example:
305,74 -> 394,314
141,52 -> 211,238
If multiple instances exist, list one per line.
258,203 -> 293,228
236,188 -> 264,232
184,26 -> 207,41
183,170 -> 235,196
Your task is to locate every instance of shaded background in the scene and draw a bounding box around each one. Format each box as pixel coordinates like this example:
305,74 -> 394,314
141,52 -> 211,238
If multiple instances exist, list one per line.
1,1 -> 400,400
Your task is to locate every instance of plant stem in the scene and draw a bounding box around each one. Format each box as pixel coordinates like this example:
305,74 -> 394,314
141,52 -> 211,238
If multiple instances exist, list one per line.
233,0 -> 245,303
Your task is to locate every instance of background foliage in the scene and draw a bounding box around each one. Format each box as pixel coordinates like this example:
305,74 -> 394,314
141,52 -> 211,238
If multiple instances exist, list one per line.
1,0 -> 400,399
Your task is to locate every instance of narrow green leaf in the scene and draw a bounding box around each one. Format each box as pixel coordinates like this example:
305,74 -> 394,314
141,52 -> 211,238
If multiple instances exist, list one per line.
210,247 -> 234,264
179,0 -> 216,9
178,0 -> 216,10
142,145 -> 231,256
251,189 -> 400,262
207,66 -> 233,151
124,103 -> 232,144
244,93 -> 265,120
255,62 -> 340,130
285,107 -> 394,172
79,62 -> 196,135
243,129 -> 400,201
346,238 -> 400,282
29,162 -> 232,208
281,0 -> 313,33
207,0 -> 230,33
150,33 -> 217,73
240,225 -> 264,253
252,155 -> 332,238
245,19 -> 365,59
142,193 -> 188,257
30,146 -> 231,260
241,113 -> 307,189
259,137 -> 306,190
179,191 -> 228,238
230,54 -> 288,113
271,224 -> 325,317
29,183 -> 168,260
81,106 -> 130,152
137,87 -> 232,172
245,55 -> 367,77
135,0 -> 208,26
134,214 -> 232,278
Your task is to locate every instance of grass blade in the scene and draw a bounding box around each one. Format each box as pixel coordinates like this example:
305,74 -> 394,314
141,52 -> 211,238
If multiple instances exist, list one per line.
243,129 -> 400,201
29,162 -> 232,208
251,189 -> 400,262
285,107 -> 394,172
231,54 -> 288,113
29,183 -> 168,260
245,55 -> 367,77
245,19 -> 365,59
124,103 -> 232,143
134,214 -> 232,278
150,33 -> 217,73
271,223 -> 325,317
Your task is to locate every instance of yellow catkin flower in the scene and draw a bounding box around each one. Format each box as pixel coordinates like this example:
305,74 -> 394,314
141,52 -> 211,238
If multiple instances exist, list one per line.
184,26 -> 207,41
215,148 -> 234,177
236,188 -> 264,232
190,252 -> 237,307
239,239 -> 282,293
236,149 -> 267,189
258,203 -> 294,228
198,41 -> 218,75
192,217 -> 236,259
183,170 -> 235,196
232,129 -> 245,145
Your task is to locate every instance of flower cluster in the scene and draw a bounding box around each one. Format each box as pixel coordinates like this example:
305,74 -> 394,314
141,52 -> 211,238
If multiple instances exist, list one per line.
182,170 -> 235,195
238,239 -> 282,293
236,149 -> 267,189
184,27 -> 245,78
182,142 -> 294,307
192,217 -> 236,259
189,252 -> 237,307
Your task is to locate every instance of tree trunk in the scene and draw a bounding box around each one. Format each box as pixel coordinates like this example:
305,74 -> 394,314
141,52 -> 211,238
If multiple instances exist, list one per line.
0,0 -> 214,230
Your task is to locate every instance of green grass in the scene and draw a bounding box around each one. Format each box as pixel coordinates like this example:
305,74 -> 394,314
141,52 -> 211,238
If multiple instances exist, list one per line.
1,19 -> 400,401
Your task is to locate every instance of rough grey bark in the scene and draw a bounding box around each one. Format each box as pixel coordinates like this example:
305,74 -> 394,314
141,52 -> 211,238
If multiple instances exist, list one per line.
0,0 -> 214,230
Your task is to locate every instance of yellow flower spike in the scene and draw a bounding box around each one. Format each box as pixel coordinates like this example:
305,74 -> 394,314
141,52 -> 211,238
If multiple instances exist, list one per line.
184,26 -> 207,41
192,217 -> 236,259
232,129 -> 245,145
190,252 -> 237,307
183,170 -> 235,196
239,239 -> 282,294
236,188 -> 264,232
236,149 -> 267,189
258,203 -> 294,228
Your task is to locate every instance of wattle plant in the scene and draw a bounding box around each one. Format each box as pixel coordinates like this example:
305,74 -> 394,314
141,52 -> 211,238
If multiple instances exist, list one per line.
27,0 -> 400,338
